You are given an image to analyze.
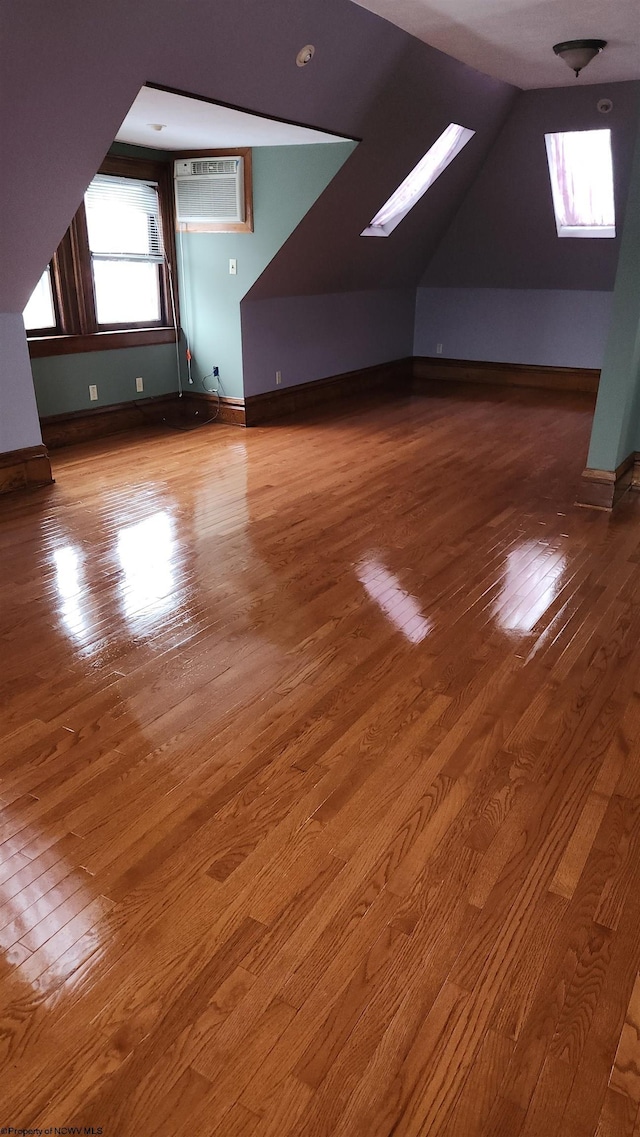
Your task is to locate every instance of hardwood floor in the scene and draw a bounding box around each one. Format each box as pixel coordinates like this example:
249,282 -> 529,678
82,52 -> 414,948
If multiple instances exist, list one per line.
2,381 -> 640,1135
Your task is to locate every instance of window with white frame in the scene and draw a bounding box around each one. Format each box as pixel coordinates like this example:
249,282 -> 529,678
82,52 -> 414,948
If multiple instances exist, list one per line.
544,129 -> 615,238
361,123 -> 475,238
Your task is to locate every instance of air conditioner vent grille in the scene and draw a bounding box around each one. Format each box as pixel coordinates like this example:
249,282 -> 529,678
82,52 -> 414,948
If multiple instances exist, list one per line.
175,176 -> 241,222
174,156 -> 245,225
190,159 -> 238,176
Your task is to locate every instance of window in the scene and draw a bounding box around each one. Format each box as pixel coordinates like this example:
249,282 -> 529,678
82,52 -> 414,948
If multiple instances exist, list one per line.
362,123 -> 475,237
23,266 -> 57,333
24,155 -> 177,357
544,129 -> 615,238
85,175 -> 164,326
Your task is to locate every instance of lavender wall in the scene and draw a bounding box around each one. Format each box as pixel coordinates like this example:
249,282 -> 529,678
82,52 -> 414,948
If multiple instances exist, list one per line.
241,290 -> 414,396
0,315 -> 44,452
413,82 -> 640,376
422,82 -> 640,292
414,288 -> 614,369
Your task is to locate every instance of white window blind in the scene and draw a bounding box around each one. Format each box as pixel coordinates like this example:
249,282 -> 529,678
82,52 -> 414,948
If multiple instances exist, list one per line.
362,123 -> 475,238
85,175 -> 164,260
544,129 -> 615,238
84,174 -> 164,324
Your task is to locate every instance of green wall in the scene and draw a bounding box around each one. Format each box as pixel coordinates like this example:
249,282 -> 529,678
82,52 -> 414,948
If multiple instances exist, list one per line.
32,343 -> 178,417
30,141 -> 355,414
587,103 -> 640,471
177,142 -> 356,398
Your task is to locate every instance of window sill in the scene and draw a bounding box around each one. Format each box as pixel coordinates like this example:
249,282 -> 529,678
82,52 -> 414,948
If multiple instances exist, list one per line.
556,225 -> 616,239
28,327 -> 177,358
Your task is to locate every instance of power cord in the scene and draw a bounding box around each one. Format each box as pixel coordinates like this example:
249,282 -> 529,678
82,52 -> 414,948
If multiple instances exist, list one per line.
135,236 -> 223,431
134,361 -> 224,432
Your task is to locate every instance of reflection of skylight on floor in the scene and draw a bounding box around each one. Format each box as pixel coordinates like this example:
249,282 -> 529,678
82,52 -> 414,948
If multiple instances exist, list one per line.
0,833 -> 108,993
54,545 -> 82,600
356,558 -> 431,644
493,542 -> 566,633
53,545 -> 91,645
545,129 -> 615,238
117,511 -> 175,621
362,123 -> 475,237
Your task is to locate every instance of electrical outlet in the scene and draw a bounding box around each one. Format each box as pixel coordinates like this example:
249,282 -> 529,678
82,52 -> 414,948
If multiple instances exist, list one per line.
275,370 -> 282,386
89,384 -> 98,401
436,343 -> 443,354
229,259 -> 237,275
135,376 -> 144,393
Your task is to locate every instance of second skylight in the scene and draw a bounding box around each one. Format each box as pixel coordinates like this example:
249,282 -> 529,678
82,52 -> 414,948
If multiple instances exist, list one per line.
362,123 -> 475,238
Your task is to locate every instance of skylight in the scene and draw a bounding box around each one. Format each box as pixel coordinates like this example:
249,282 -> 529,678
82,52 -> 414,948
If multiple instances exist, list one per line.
545,129 -> 615,238
362,123 -> 475,238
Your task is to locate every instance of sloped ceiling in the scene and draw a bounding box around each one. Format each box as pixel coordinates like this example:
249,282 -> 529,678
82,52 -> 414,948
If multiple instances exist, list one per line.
247,35 -> 515,298
0,0 -> 515,311
422,81 -> 640,291
350,0 -> 640,89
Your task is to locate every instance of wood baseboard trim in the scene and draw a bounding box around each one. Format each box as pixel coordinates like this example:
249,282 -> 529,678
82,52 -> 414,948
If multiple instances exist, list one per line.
41,391 -> 247,448
0,444 -> 53,495
242,354 -> 594,428
244,359 -> 413,425
576,453 -> 635,510
41,393 -> 180,449
35,355 -> 603,453
180,391 -> 246,427
413,356 -> 600,395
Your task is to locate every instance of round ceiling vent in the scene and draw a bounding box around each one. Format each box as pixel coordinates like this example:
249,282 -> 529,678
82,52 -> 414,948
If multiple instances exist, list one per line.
597,98 -> 613,114
296,44 -> 315,67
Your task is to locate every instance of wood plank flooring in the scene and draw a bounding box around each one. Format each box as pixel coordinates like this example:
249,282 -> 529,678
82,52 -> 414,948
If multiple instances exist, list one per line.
2,382 -> 640,1135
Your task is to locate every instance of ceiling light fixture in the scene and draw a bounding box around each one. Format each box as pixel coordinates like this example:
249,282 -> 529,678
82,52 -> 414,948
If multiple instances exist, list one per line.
553,39 -> 607,78
148,123 -> 167,132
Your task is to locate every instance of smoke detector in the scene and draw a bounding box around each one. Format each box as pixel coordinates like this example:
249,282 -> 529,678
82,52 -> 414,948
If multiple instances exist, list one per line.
296,44 -> 315,67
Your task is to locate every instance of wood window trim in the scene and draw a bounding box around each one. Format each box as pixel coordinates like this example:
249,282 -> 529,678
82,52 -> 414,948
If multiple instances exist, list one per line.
173,147 -> 254,234
27,153 -> 179,358
28,327 -> 177,358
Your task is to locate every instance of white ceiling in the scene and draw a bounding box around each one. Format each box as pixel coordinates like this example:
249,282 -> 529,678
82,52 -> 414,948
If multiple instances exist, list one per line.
350,0 -> 640,89
116,86 -> 346,150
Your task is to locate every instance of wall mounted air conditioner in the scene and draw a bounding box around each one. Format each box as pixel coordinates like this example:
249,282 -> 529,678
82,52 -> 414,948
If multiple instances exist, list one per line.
174,157 -> 245,225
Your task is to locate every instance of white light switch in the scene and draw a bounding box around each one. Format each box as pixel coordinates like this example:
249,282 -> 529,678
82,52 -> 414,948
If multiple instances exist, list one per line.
229,259 -> 237,275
